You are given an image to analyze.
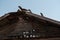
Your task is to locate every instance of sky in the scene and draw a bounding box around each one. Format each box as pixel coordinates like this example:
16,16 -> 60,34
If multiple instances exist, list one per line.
0,0 -> 60,21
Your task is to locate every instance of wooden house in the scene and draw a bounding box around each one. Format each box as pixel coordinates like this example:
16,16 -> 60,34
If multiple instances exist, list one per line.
0,6 -> 60,40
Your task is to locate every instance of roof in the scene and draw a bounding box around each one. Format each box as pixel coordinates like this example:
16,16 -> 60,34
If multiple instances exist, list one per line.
0,10 -> 60,26
25,12 -> 60,26
0,6 -> 60,26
